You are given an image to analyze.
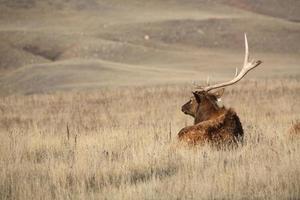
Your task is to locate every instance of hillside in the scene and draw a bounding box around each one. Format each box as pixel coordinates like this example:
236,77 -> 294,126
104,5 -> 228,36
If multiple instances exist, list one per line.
0,0 -> 299,94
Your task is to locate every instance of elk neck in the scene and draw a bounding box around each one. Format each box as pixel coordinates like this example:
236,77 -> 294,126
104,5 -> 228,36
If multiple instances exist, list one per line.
194,99 -> 225,124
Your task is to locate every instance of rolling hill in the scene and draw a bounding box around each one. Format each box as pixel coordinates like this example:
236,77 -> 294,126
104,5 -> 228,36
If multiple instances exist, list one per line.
0,0 -> 299,95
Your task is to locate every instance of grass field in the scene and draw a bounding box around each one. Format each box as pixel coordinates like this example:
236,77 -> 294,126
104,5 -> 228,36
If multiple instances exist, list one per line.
0,0 -> 300,199
1,79 -> 300,199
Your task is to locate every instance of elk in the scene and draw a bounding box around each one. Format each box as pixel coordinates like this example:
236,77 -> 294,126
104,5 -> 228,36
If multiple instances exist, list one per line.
178,34 -> 262,148
288,121 -> 300,137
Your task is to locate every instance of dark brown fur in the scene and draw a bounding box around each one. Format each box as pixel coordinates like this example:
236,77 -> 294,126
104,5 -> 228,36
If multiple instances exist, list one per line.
178,90 -> 244,147
288,122 -> 300,137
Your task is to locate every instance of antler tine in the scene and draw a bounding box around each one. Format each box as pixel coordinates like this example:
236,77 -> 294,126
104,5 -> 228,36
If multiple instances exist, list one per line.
235,67 -> 238,77
196,33 -> 262,92
244,33 -> 249,67
206,76 -> 210,86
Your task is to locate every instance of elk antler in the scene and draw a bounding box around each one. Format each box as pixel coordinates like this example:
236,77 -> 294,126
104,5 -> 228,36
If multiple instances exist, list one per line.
196,34 -> 262,92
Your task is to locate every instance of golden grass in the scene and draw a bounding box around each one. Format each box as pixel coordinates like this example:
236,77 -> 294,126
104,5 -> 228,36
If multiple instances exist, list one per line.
0,79 -> 300,199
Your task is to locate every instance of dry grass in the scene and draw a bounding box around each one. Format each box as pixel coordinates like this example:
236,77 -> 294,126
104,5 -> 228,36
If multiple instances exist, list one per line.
0,79 -> 300,200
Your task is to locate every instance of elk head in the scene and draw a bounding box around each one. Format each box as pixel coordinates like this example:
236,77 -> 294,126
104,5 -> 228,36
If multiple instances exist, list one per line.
182,34 -> 262,124
181,89 -> 225,124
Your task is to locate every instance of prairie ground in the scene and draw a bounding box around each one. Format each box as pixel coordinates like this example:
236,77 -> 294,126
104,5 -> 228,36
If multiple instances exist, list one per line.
1,79 -> 300,199
0,0 -> 300,199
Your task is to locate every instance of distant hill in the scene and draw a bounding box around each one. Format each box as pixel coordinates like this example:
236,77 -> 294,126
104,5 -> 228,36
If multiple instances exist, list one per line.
0,0 -> 299,95
223,0 -> 300,22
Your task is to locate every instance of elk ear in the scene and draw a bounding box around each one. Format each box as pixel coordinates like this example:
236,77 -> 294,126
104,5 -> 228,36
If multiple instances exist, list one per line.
192,92 -> 201,103
212,88 -> 225,99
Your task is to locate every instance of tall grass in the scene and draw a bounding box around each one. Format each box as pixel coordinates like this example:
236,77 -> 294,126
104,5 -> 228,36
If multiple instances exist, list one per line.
0,79 -> 300,199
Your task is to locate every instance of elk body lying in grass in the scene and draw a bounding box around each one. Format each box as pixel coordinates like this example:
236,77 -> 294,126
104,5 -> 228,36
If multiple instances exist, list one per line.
178,34 -> 262,148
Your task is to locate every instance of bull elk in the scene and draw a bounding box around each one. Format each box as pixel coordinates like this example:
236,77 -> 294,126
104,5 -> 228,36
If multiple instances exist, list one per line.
178,34 -> 262,148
